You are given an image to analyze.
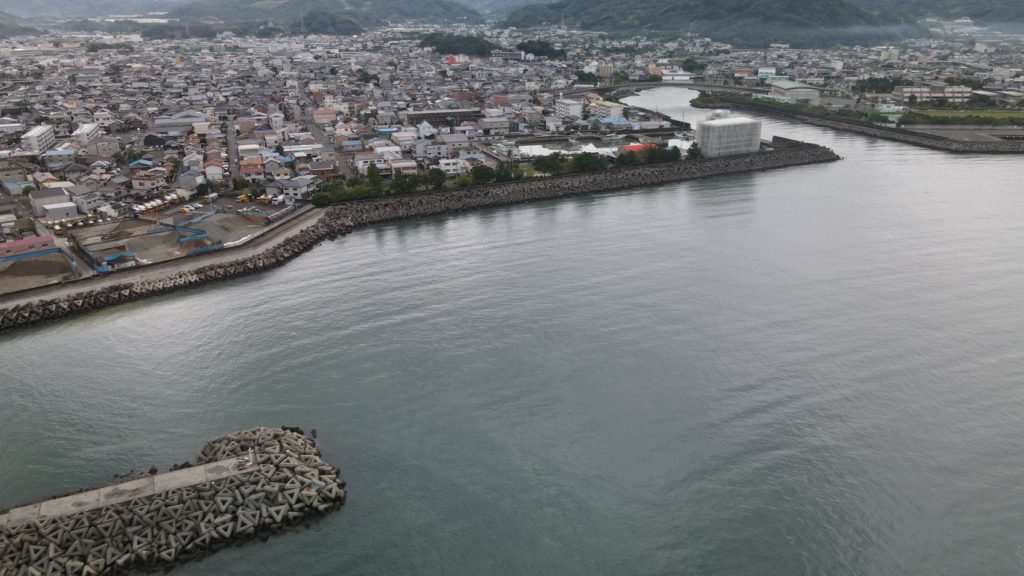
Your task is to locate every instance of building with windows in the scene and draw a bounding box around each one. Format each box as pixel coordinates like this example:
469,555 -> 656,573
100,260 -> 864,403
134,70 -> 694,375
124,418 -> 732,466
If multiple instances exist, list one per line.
72,123 -> 102,147
589,99 -> 626,119
22,125 -> 56,153
894,83 -> 972,104
554,98 -> 584,119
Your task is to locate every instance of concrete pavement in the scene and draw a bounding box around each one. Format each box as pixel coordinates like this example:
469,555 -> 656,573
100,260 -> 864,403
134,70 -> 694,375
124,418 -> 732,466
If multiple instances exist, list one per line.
0,455 -> 256,528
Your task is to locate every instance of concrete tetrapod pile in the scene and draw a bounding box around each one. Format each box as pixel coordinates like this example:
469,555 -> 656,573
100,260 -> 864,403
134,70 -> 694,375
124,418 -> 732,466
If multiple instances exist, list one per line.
0,428 -> 346,576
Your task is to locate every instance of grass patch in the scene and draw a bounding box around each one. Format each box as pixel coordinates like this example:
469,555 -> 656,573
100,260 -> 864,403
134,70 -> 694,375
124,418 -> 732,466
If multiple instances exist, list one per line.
914,110 -> 1024,120
902,109 -> 1024,126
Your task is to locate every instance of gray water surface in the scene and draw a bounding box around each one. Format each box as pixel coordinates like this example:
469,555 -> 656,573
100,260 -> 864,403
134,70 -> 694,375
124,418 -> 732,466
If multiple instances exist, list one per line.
3,88 -> 1024,575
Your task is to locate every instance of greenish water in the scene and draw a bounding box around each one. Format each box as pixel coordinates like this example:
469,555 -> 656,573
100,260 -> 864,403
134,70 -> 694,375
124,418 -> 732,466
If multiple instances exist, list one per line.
4,88 -> 1024,575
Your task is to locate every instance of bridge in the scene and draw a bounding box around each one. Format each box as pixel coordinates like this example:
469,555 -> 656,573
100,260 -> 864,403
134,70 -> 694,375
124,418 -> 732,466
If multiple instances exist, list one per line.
559,82 -> 767,98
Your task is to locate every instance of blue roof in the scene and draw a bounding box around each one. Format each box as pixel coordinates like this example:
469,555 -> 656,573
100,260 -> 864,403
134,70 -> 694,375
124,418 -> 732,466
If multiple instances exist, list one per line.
3,182 -> 32,194
599,116 -> 631,126
129,159 -> 154,168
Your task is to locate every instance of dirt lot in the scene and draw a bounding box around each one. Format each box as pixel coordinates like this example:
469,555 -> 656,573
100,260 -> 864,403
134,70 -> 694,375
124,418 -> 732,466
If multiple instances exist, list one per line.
0,253 -> 74,294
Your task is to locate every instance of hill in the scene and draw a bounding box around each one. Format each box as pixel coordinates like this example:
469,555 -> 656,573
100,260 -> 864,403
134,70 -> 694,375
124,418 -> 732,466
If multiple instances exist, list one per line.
503,0 -> 924,47
847,0 -> 1024,22
0,10 -> 38,37
0,0 -> 190,19
170,0 -> 481,27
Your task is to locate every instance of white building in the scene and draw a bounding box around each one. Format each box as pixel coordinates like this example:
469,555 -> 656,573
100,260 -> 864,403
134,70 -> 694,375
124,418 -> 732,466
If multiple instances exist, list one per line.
769,80 -> 822,104
43,201 -> 78,222
589,99 -> 626,119
554,99 -> 584,119
696,112 -> 762,158
22,125 -> 56,153
72,123 -> 102,147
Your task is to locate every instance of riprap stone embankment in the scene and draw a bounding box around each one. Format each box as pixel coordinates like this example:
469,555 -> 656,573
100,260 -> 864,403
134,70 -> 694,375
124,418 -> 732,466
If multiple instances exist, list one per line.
0,141 -> 838,332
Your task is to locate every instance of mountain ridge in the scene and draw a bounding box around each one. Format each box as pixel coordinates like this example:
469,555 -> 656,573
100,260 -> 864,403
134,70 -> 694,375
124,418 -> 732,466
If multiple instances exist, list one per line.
168,0 -> 482,26
503,0 -> 925,47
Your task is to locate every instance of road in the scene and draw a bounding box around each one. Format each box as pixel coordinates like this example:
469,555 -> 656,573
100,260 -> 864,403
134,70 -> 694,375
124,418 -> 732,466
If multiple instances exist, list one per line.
0,206 -> 323,309
559,81 -> 768,98
225,115 -> 240,180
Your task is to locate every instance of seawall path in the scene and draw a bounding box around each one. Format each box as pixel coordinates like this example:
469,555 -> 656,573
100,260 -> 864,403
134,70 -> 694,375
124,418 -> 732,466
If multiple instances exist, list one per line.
694,99 -> 1024,154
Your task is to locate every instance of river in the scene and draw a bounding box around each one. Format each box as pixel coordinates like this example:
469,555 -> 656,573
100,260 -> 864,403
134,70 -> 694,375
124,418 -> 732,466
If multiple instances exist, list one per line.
3,87 -> 1024,575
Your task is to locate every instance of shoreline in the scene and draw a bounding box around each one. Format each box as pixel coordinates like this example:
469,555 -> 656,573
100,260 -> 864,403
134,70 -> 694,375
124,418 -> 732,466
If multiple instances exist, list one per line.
0,140 -> 839,333
691,96 -> 1024,154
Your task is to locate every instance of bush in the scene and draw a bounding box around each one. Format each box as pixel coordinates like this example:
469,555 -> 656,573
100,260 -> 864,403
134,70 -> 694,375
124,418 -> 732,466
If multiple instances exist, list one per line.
311,192 -> 333,207
569,153 -> 608,173
470,165 -> 496,185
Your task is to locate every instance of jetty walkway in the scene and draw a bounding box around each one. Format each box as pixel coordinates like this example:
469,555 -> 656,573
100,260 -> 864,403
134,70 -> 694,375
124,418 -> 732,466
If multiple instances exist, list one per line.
0,428 -> 346,576
0,455 -> 254,529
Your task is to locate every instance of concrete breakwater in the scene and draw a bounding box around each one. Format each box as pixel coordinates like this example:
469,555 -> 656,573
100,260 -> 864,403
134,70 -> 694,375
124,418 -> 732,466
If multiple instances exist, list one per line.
695,99 -> 1024,154
0,142 -> 838,333
0,427 -> 346,576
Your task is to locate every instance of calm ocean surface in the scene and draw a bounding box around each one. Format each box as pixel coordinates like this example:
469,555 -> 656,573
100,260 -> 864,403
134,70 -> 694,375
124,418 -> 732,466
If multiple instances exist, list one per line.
3,88 -> 1024,575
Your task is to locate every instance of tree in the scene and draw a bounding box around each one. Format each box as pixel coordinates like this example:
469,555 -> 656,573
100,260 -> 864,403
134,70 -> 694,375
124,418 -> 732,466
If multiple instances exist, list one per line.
428,168 -> 447,190
455,175 -> 472,187
311,191 -> 332,207
470,165 -> 496,185
366,164 -> 382,192
275,144 -> 285,155
196,183 -> 209,195
391,171 -> 419,194
686,143 -> 703,160
616,151 -> 643,166
532,153 -> 567,175
494,162 -> 516,182
645,146 -> 681,164
569,153 -> 607,173
908,94 -> 918,106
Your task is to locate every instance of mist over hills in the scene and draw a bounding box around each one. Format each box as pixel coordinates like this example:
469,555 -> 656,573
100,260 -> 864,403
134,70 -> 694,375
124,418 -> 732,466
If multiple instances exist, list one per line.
0,0 -> 188,19
847,0 -> 1024,22
0,10 -> 38,37
168,0 -> 481,27
503,0 -> 924,47
1,0 -> 1020,45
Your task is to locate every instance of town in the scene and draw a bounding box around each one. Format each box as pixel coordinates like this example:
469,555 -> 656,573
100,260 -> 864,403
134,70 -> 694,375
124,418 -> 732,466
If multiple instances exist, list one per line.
0,19 -> 1022,294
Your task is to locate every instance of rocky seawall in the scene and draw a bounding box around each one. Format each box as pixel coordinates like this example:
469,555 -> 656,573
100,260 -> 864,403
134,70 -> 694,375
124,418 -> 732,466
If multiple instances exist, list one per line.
0,428 -> 345,576
695,100 -> 1024,154
0,142 -> 838,333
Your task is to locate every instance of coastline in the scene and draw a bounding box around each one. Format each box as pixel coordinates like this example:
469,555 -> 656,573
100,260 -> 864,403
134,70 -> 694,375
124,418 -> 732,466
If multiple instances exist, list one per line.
691,96 -> 1024,154
0,140 -> 839,333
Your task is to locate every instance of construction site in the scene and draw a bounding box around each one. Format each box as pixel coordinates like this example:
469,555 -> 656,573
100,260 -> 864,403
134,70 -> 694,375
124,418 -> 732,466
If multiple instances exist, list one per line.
69,203 -> 294,273
0,252 -> 75,294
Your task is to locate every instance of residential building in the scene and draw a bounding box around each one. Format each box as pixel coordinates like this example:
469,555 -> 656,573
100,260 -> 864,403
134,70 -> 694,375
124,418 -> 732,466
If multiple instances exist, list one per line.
554,99 -> 584,119
22,125 -> 56,153
72,123 -> 103,147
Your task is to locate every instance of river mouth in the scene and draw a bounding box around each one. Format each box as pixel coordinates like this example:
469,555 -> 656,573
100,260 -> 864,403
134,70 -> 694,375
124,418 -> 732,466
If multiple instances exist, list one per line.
3,87 -> 1024,575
